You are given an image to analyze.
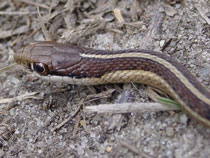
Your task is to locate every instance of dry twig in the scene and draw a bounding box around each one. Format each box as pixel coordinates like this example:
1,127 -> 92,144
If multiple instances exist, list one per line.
195,4 -> 210,25
0,92 -> 41,105
0,64 -> 17,74
18,0 -> 49,9
84,102 -> 179,114
51,103 -> 82,132
120,140 -> 153,158
0,26 -> 29,39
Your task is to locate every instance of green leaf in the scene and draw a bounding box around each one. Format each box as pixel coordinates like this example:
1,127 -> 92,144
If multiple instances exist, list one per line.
158,97 -> 181,109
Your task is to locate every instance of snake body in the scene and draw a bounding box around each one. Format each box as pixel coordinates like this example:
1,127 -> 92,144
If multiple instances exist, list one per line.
14,41 -> 210,127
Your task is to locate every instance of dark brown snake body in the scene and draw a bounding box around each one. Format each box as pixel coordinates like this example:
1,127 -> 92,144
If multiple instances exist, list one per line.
14,41 -> 210,127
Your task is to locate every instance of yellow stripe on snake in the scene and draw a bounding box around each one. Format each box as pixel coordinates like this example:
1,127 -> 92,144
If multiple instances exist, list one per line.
14,41 -> 210,127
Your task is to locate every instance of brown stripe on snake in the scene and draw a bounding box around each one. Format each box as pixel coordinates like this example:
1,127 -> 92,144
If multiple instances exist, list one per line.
14,41 -> 210,127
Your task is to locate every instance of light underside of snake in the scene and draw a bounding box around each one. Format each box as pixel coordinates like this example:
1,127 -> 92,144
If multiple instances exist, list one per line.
14,41 -> 210,127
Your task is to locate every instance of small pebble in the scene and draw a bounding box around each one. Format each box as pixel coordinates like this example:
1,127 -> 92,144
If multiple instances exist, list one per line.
106,146 -> 112,153
180,114 -> 188,125
166,127 -> 174,137
160,40 -> 165,47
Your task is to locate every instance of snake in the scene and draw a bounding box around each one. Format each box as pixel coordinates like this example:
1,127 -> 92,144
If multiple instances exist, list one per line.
14,41 -> 210,127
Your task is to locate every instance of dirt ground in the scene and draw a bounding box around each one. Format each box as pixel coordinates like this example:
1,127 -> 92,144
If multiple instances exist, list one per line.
0,0 -> 210,158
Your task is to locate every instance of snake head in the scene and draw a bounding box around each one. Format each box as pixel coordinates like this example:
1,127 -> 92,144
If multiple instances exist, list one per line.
14,42 -> 55,76
14,41 -> 83,76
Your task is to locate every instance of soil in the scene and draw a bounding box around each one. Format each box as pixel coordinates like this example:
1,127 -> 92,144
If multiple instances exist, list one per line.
0,0 -> 210,158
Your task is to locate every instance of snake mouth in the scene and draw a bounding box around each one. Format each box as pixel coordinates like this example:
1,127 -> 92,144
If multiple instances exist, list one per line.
14,44 -> 36,67
14,48 -> 31,72
14,47 -> 24,65
14,43 -> 47,72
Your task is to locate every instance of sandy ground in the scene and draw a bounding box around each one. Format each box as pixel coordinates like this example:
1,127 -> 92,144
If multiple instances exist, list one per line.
0,0 -> 210,158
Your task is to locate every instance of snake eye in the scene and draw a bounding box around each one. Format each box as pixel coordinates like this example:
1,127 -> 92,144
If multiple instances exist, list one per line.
31,63 -> 48,75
